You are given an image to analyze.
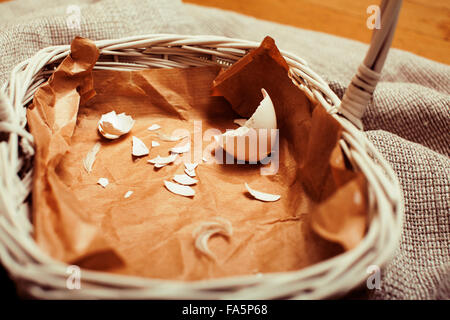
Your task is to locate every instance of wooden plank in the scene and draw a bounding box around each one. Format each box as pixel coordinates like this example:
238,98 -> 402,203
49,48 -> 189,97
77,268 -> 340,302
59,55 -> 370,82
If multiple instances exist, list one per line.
184,0 -> 450,65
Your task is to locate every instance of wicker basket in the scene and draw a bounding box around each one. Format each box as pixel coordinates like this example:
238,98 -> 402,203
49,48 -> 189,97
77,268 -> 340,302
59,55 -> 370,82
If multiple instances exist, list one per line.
0,0 -> 403,299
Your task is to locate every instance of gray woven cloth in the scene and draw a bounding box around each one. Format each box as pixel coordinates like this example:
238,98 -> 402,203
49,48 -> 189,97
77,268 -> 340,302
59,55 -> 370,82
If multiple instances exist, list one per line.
0,0 -> 448,300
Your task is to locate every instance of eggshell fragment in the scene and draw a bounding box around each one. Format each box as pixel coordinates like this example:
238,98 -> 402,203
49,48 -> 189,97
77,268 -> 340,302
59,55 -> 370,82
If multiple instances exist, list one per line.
97,177 -> 109,188
217,89 -> 277,162
244,88 -> 277,130
157,133 -> 188,142
185,168 -> 196,177
124,190 -> 133,198
83,142 -> 101,173
173,174 -> 198,186
164,180 -> 195,197
184,162 -> 198,171
170,142 -> 191,154
193,217 -> 233,259
98,111 -> 135,139
148,154 -> 177,165
147,124 -> 161,131
152,141 -> 160,147
245,183 -> 280,202
132,136 -> 149,157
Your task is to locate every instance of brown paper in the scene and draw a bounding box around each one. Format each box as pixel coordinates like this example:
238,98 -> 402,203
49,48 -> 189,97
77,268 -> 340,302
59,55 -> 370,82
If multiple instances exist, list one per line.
27,36 -> 367,281
27,37 -> 120,265
212,36 -> 368,251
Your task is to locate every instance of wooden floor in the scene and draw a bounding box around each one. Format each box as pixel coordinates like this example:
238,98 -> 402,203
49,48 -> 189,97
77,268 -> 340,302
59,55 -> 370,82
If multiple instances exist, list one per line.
0,0 -> 448,64
184,0 -> 450,65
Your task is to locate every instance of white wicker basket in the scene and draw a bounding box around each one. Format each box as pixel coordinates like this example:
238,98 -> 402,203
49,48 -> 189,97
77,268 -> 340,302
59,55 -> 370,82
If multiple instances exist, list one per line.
0,1 -> 403,299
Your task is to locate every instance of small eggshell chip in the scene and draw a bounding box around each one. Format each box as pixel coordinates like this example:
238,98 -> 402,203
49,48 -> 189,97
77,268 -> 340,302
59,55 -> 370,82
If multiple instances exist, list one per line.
147,124 -> 161,131
132,136 -> 149,157
170,142 -> 191,154
245,183 -> 280,202
148,154 -> 177,165
173,174 -> 198,186
157,133 -> 188,142
124,190 -> 133,198
83,142 -> 101,173
164,180 -> 195,197
152,141 -> 160,147
97,177 -> 109,188
185,168 -> 196,177
184,162 -> 198,171
98,111 -> 135,139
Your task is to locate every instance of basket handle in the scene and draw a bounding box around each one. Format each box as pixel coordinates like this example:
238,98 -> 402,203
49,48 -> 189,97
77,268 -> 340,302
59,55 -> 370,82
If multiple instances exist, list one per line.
337,0 -> 402,129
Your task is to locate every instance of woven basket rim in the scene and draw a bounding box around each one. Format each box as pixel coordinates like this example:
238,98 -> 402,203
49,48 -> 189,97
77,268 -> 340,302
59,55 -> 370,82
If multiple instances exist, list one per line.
0,33 -> 403,299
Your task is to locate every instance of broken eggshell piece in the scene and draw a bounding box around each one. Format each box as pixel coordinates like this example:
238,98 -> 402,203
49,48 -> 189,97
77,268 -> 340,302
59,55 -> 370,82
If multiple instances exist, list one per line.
173,174 -> 198,186
148,153 -> 178,166
147,124 -> 161,131
164,180 -> 195,197
98,111 -> 135,139
132,136 -> 150,157
193,218 -> 233,259
170,142 -> 191,154
245,182 -> 280,202
97,177 -> 109,188
216,89 -> 277,162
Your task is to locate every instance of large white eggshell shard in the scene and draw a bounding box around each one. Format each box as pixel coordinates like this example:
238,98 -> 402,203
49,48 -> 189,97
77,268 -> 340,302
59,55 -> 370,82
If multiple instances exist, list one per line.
244,88 -> 277,130
132,136 -> 150,157
83,142 -> 101,173
164,180 -> 195,197
184,168 -> 196,177
173,174 -> 198,186
170,142 -> 191,154
98,111 -> 135,139
216,89 -> 277,162
245,183 -> 281,202
97,177 -> 109,188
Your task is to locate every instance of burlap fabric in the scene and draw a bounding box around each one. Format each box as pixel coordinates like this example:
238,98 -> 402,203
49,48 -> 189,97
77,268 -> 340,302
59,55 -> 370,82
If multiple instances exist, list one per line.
0,0 -> 448,300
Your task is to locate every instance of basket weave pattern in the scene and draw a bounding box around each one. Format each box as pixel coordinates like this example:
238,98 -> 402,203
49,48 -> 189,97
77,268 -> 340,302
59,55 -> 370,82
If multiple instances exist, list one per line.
0,33 -> 404,299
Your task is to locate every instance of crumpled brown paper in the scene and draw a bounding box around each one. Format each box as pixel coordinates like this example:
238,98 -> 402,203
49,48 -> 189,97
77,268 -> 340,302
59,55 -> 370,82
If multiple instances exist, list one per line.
27,37 -> 122,266
27,36 -> 366,280
212,36 -> 368,251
